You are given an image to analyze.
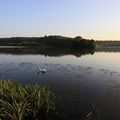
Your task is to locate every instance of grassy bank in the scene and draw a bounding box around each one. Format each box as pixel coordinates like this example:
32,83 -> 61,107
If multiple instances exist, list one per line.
0,80 -> 54,120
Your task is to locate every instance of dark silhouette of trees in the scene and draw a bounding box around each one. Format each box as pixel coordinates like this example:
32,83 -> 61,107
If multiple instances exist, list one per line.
0,35 -> 96,48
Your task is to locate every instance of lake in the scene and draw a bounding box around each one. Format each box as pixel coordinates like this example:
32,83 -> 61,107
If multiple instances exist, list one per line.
0,47 -> 120,120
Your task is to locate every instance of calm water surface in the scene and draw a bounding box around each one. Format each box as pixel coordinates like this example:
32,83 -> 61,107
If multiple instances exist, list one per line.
0,47 -> 120,120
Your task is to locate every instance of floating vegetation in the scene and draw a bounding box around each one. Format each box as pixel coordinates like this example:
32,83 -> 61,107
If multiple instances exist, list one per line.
0,80 -> 54,120
86,104 -> 100,120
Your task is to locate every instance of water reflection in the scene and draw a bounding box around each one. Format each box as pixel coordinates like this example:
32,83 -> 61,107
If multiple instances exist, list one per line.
0,47 -> 120,119
0,46 -> 95,57
96,47 -> 120,52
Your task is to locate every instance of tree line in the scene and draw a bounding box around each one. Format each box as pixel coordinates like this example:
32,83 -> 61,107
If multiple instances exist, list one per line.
0,35 -> 96,48
96,41 -> 120,48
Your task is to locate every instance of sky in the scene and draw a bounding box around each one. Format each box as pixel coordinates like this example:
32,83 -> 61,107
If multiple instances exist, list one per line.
0,0 -> 120,40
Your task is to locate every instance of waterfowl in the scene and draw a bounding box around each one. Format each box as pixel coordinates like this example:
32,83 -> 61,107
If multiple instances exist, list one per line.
39,67 -> 47,73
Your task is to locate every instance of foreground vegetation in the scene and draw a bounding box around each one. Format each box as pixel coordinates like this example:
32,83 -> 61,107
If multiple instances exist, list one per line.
0,35 -> 95,48
0,80 -> 54,120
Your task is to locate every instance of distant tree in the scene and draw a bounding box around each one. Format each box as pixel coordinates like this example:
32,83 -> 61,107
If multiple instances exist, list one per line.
74,36 -> 83,40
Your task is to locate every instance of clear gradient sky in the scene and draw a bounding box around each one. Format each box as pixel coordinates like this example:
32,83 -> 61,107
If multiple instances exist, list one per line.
0,0 -> 120,40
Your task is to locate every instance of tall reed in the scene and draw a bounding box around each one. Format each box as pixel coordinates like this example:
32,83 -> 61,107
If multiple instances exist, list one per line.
0,80 -> 54,120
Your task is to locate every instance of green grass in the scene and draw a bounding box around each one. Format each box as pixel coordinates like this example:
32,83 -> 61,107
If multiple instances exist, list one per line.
0,80 -> 54,120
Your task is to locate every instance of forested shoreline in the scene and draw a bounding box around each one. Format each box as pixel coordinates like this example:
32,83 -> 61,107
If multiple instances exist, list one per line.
96,41 -> 120,48
0,35 -> 95,48
1,36 -> 120,49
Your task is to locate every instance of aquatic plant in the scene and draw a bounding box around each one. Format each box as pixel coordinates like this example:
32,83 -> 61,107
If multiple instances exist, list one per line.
86,104 -> 100,120
0,80 -> 54,120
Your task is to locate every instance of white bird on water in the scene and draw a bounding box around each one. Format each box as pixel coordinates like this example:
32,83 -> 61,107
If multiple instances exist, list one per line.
38,67 -> 47,73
